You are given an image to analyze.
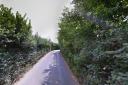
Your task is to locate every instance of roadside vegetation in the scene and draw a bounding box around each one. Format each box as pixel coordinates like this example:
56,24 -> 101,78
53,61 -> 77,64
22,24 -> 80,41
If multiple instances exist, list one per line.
58,0 -> 128,85
0,4 -> 59,85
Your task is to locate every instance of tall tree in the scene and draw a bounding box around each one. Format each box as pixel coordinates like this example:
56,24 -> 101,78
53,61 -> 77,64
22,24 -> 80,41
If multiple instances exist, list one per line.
0,4 -> 32,49
58,0 -> 128,85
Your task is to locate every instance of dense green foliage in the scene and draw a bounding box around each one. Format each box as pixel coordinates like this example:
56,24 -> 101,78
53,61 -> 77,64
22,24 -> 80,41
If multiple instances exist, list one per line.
58,0 -> 128,85
0,4 -> 59,52
0,4 -> 32,50
0,4 -> 59,85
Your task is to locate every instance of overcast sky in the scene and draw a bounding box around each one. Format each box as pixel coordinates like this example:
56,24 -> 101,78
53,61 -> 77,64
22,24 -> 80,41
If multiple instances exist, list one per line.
0,0 -> 73,43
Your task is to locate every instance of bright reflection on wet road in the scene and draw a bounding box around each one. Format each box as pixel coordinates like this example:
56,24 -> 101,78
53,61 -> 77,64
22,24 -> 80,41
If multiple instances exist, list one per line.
15,50 -> 79,85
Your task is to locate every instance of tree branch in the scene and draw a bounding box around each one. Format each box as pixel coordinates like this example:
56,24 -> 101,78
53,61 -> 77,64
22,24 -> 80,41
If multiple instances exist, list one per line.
79,12 -> 114,30
105,47 -> 126,55
104,43 -> 128,55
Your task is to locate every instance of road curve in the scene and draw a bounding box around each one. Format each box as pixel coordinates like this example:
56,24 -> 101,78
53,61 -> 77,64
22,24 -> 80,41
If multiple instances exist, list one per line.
14,50 -> 79,85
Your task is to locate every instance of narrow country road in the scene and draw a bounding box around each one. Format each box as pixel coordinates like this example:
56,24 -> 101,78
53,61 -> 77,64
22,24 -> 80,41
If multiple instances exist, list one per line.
14,50 -> 79,85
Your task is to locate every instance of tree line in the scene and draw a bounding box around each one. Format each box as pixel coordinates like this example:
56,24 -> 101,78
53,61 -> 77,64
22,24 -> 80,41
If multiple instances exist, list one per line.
0,4 -> 58,52
0,4 -> 59,84
58,0 -> 128,85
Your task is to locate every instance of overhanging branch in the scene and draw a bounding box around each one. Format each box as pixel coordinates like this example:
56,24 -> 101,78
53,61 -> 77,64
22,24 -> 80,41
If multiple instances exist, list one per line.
79,12 -> 114,30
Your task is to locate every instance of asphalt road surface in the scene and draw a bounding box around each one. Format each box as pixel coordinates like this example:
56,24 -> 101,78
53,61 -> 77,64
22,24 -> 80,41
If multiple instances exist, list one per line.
15,50 -> 79,85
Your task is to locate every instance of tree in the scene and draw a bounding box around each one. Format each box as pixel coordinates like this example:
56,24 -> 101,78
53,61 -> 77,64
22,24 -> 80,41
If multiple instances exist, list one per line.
0,4 -> 32,50
58,0 -> 128,85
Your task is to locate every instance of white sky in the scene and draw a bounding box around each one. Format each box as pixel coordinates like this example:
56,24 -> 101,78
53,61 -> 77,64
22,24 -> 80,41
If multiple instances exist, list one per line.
0,0 -> 73,43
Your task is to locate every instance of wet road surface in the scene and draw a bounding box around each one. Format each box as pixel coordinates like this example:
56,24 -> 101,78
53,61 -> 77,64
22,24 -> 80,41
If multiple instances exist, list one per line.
15,50 -> 79,85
